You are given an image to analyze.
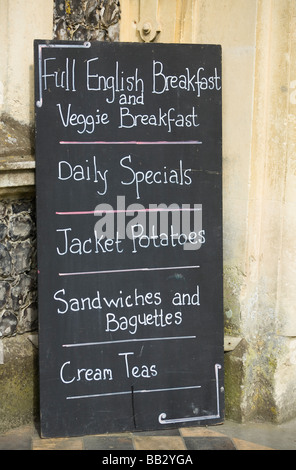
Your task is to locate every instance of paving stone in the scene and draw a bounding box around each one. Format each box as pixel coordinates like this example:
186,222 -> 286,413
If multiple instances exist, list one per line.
180,426 -> 226,437
232,438 -> 274,451
0,422 -> 279,451
32,436 -> 83,450
133,435 -> 187,451
84,435 -> 134,450
0,425 -> 32,450
183,436 -> 236,450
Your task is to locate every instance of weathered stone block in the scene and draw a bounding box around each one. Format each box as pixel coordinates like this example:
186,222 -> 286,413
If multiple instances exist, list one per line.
224,339 -> 248,422
9,213 -> 33,241
0,115 -> 34,158
53,0 -> 121,42
0,203 -> 6,217
11,274 -> 35,313
18,303 -> 38,334
0,244 -> 12,278
0,335 -> 38,434
11,241 -> 33,275
0,311 -> 17,338
0,282 -> 10,309
12,201 -> 34,215
0,224 -> 7,241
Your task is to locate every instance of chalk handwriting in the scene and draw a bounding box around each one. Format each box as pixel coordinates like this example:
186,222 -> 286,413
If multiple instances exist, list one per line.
86,58 -> 144,104
152,60 -> 221,97
118,352 -> 157,379
53,287 -> 162,314
120,155 -> 192,199
56,228 -> 123,255
58,156 -> 108,195
119,106 -> 199,132
106,309 -> 182,335
57,103 -> 109,134
42,57 -> 76,92
131,224 -> 205,253
60,361 -> 113,383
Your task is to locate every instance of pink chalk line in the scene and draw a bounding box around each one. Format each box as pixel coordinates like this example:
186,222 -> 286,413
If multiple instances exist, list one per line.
56,207 -> 202,216
59,140 -> 202,145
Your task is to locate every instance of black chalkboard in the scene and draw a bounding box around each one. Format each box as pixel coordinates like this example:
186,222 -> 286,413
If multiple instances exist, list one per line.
34,40 -> 224,438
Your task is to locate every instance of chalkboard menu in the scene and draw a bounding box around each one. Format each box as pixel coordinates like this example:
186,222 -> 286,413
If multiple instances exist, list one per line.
34,40 -> 224,438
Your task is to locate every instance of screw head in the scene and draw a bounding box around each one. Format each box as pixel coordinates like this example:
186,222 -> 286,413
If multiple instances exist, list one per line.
142,22 -> 152,35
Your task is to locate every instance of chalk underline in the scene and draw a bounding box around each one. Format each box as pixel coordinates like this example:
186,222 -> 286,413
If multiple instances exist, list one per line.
60,140 -> 202,145
66,384 -> 201,401
59,265 -> 200,277
63,335 -> 196,349
56,207 -> 202,216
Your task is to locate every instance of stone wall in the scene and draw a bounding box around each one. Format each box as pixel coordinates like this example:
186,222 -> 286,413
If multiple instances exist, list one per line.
0,196 -> 38,434
53,0 -> 121,42
0,198 -> 37,339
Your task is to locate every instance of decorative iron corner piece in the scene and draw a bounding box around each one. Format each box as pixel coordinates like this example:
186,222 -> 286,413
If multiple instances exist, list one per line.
36,41 -> 91,108
159,364 -> 223,425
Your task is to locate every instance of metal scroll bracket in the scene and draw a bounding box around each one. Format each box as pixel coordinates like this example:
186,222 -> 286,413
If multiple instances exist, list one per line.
36,42 -> 91,108
159,364 -> 223,425
137,0 -> 161,43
